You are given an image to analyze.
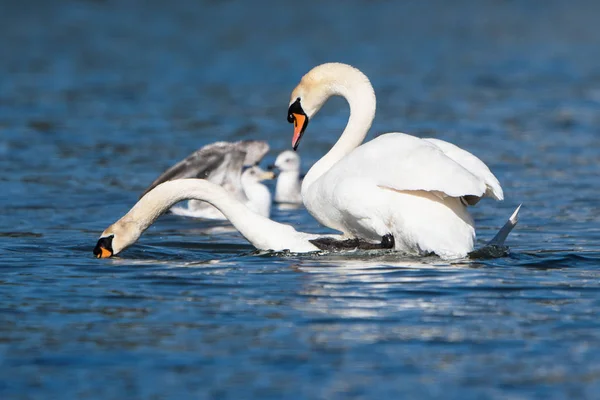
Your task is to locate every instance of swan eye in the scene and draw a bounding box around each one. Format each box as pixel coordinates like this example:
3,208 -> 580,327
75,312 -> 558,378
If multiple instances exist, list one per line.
287,97 -> 304,123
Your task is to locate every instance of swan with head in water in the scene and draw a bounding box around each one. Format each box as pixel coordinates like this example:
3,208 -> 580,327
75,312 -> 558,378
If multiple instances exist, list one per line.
270,150 -> 303,204
94,178 -> 339,258
287,63 -> 505,259
93,178 -> 520,258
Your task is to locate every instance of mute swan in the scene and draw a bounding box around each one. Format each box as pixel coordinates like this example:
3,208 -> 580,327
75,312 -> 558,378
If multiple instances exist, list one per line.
141,140 -> 271,219
93,178 -> 520,258
287,63 -> 505,259
270,150 -> 303,204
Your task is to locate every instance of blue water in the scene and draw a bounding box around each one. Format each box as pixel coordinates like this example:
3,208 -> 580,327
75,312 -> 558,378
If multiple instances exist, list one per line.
2,0 -> 600,398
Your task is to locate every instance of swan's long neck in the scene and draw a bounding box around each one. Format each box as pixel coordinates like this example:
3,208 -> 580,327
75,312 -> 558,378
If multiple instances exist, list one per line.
302,70 -> 376,192
119,179 -> 301,250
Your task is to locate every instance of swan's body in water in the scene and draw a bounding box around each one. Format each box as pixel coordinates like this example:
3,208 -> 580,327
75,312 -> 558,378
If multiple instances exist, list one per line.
271,150 -> 303,204
93,178 -> 520,258
141,140 -> 272,219
287,63 -> 505,259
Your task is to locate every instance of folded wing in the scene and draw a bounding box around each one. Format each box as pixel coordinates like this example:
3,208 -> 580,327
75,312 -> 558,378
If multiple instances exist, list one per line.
329,133 -> 500,202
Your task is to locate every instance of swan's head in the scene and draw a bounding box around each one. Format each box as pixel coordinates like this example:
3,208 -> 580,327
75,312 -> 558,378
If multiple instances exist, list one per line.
273,150 -> 301,172
288,63 -> 370,150
241,166 -> 275,186
287,69 -> 329,151
93,220 -> 140,258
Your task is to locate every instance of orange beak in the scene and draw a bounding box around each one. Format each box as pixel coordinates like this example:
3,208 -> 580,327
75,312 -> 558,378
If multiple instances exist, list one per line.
97,246 -> 113,258
292,113 -> 307,150
288,98 -> 309,151
93,235 -> 115,258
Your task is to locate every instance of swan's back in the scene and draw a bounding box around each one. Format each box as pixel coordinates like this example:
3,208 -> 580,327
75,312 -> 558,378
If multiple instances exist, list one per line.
320,132 -> 490,200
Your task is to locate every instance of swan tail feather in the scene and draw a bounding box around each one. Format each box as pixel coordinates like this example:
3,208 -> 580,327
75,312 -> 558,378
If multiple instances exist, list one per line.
468,204 -> 521,259
488,204 -> 521,247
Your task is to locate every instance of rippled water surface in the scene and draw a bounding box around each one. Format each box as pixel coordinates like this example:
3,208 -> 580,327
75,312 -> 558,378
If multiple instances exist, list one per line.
2,0 -> 600,398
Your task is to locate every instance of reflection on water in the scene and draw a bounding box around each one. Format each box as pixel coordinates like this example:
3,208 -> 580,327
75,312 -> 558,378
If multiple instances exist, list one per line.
1,0 -> 600,398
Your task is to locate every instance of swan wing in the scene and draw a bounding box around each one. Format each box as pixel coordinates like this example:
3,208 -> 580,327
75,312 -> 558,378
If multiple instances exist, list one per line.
238,140 -> 270,166
423,138 -> 503,201
220,149 -> 248,200
140,140 -> 269,198
329,133 -> 489,199
218,141 -> 270,201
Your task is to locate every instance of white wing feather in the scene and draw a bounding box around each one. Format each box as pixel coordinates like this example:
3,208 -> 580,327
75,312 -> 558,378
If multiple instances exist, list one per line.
423,138 -> 503,200
327,133 -> 489,199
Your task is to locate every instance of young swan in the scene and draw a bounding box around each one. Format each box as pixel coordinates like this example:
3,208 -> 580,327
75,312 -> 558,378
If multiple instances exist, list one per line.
170,165 -> 274,219
240,166 -> 274,217
142,140 -> 271,220
271,150 -> 303,204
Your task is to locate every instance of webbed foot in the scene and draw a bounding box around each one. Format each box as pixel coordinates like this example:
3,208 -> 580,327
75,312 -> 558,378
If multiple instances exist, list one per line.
356,233 -> 395,250
309,237 -> 359,251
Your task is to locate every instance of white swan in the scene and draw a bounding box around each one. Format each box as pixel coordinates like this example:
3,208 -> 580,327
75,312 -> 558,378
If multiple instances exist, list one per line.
141,140 -> 272,219
287,63 -> 504,259
93,179 -> 520,258
270,150 -> 303,204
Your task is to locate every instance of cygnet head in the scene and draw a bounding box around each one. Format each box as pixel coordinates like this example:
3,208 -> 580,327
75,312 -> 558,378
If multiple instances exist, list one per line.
241,166 -> 275,186
287,63 -> 372,150
273,150 -> 301,172
93,219 -> 140,258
